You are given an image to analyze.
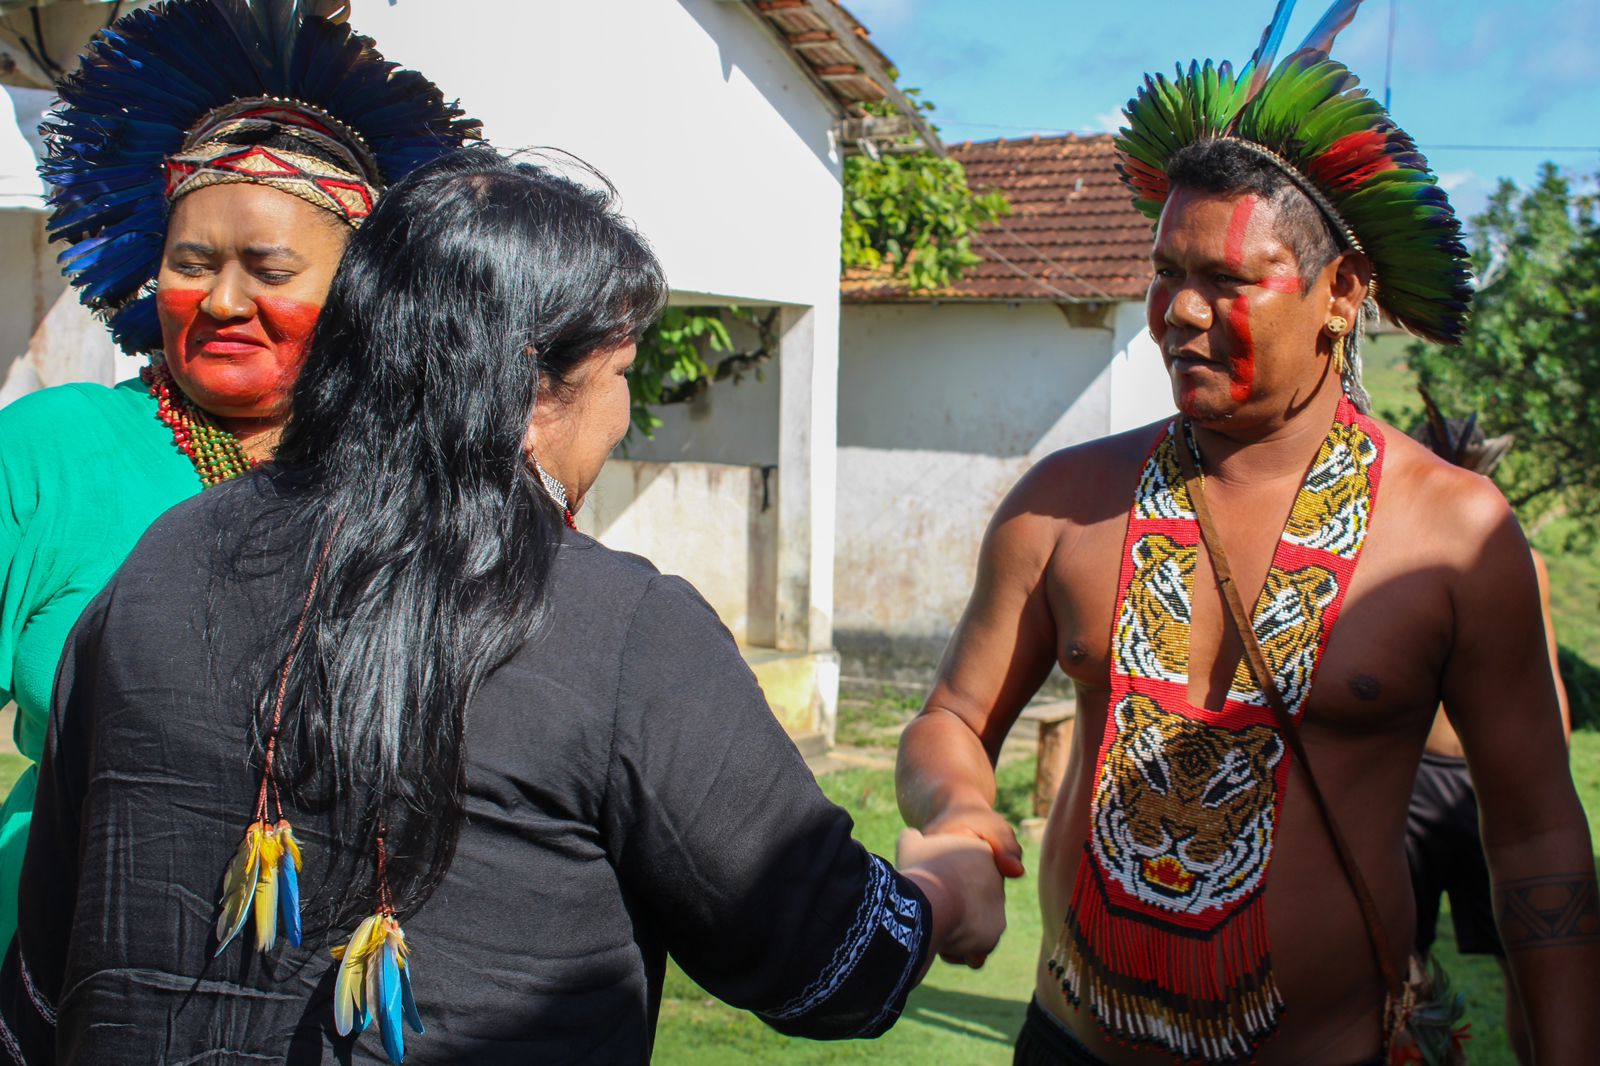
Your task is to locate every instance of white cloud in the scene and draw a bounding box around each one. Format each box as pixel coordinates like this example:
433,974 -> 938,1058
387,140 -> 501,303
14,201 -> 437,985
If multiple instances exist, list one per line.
1089,106 -> 1126,133
1436,170 -> 1476,194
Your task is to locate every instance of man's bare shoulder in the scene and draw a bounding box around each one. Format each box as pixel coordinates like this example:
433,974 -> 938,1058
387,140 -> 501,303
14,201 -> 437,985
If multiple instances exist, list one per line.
975,421 -> 1163,587
1373,417 -> 1520,562
999,420 -> 1165,527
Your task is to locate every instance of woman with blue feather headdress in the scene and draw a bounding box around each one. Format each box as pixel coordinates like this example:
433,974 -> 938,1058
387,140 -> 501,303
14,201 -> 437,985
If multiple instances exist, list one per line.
0,133 -> 1017,1066
0,0 -> 477,971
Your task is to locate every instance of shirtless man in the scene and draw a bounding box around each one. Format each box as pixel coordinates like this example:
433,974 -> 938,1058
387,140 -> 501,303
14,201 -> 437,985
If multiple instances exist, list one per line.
1406,401 -> 1573,1065
896,24 -> 1599,1065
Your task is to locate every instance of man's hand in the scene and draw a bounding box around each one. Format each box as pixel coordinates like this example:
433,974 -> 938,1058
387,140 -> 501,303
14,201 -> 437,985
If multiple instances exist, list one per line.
923,800 -> 1026,879
897,828 -> 1007,968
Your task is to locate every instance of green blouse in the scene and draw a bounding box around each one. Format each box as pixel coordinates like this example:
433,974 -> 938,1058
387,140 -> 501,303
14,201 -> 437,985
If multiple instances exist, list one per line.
0,378 -> 201,948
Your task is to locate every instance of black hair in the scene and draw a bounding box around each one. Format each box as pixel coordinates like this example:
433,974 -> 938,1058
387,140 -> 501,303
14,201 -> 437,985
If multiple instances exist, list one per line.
1165,138 -> 1343,286
242,147 -> 666,925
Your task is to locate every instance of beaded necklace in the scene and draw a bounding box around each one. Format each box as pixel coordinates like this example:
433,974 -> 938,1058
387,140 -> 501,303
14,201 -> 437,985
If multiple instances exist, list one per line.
142,363 -> 260,487
1048,397 -> 1386,1061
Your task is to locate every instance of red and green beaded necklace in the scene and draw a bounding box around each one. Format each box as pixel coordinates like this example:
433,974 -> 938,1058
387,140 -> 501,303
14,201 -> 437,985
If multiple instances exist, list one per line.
142,363 -> 261,487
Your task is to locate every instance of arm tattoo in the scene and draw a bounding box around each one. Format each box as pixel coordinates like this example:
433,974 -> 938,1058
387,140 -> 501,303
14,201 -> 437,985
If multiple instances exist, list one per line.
1495,873 -> 1600,951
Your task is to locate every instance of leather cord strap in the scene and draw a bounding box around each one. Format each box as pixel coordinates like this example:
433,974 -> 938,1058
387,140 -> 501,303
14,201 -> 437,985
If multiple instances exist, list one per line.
1175,425 -> 1404,1005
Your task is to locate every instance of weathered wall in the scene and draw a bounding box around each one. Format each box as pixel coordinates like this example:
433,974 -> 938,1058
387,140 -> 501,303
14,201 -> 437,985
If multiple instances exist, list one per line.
579,459 -> 777,648
1108,299 -> 1173,435
831,301 -> 1174,681
0,208 -> 131,405
0,82 -> 146,404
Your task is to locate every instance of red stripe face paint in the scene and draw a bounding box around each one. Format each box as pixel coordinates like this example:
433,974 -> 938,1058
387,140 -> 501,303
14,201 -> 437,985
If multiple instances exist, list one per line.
1227,295 -> 1256,403
1222,197 -> 1258,404
1257,275 -> 1303,294
1224,196 -> 1255,276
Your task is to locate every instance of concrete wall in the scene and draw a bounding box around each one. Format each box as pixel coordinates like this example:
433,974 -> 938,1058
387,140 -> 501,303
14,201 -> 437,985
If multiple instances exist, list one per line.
831,301 -> 1174,681
352,0 -> 843,313
579,459 -> 777,648
0,208 -> 130,405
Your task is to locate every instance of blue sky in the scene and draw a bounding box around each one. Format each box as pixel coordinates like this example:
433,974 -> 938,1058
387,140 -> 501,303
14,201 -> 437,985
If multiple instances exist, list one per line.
843,0 -> 1600,223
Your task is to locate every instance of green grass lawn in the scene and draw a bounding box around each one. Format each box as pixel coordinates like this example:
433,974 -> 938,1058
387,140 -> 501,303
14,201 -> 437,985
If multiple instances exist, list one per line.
652,731 -> 1600,1064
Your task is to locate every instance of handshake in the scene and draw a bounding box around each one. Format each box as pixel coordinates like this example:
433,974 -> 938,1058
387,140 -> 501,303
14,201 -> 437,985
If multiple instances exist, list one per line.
894,802 -> 1023,969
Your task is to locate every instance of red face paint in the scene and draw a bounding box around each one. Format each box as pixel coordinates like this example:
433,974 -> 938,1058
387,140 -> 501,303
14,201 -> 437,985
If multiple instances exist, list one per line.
1226,295 -> 1256,403
158,286 -> 322,419
1224,197 -> 1255,275
1221,198 -> 1259,404
1257,274 -> 1303,294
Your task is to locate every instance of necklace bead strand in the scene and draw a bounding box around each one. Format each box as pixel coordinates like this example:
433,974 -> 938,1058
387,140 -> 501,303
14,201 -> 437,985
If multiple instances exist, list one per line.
142,364 -> 260,487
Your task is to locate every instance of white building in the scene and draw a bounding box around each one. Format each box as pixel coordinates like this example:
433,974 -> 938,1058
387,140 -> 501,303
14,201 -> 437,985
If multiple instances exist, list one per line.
0,0 -> 935,751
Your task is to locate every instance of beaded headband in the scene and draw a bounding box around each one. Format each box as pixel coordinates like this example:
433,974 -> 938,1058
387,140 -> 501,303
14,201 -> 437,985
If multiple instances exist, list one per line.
165,98 -> 383,226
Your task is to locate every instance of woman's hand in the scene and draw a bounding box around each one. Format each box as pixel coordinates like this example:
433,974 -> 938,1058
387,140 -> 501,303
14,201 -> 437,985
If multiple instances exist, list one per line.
896,828 -> 1008,968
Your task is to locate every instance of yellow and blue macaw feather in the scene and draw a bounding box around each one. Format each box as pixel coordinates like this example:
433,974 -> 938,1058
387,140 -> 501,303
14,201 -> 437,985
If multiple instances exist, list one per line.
333,914 -> 382,1036
214,821 -> 266,955
333,913 -> 423,1062
254,829 -> 285,952
276,821 -> 303,948
216,819 -> 306,955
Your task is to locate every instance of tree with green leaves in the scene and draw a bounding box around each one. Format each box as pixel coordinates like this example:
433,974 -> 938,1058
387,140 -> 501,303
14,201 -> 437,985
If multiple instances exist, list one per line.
840,152 -> 1010,292
1408,163 -> 1600,539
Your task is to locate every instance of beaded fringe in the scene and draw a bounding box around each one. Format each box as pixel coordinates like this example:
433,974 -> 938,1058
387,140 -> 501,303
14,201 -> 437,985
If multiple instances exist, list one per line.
1048,862 -> 1284,1064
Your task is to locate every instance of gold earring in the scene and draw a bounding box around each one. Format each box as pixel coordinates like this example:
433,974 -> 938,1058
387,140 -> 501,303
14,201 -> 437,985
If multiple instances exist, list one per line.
1326,316 -> 1350,374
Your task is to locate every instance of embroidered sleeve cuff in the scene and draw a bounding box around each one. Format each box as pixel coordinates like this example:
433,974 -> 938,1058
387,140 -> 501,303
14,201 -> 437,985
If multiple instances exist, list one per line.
757,854 -> 930,1041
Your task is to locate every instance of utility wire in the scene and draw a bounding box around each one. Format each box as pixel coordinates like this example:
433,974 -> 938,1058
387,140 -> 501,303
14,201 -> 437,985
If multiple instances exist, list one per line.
1383,0 -> 1396,111
970,227 -> 1117,304
936,120 -> 1600,154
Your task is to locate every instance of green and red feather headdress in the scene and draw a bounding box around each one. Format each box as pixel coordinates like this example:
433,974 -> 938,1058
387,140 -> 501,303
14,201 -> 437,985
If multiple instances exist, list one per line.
1114,0 -> 1474,349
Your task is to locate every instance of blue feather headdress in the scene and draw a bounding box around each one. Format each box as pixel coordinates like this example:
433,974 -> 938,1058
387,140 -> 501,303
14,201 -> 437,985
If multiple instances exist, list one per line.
43,0 -> 482,355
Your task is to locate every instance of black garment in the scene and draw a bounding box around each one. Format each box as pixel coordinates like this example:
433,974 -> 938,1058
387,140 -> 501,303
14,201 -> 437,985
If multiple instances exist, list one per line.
1013,999 -> 1388,1066
1014,999 -> 1109,1066
1406,751 -> 1503,957
0,480 -> 930,1064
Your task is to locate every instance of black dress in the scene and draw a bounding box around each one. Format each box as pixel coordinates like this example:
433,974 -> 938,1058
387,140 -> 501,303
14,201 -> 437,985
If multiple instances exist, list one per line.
0,480 -> 929,1064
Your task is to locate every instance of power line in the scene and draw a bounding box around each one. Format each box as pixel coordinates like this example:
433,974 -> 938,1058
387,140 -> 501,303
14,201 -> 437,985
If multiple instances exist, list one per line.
1421,144 -> 1600,153
976,220 -> 1117,303
936,121 -> 1600,154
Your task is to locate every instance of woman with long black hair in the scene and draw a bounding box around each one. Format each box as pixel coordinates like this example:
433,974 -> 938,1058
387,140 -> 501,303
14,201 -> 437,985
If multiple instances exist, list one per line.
0,149 -> 1004,1064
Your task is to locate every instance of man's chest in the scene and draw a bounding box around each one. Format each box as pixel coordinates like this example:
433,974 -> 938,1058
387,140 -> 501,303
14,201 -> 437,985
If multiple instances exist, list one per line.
1044,508 -> 1452,735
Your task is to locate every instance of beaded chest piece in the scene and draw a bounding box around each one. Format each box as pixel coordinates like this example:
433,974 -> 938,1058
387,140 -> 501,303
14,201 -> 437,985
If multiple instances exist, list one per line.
1048,397 -> 1386,1061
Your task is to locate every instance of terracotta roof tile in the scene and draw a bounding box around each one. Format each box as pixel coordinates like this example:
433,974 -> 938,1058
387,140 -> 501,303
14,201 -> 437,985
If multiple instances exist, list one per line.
842,134 -> 1155,303
751,0 -> 899,110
